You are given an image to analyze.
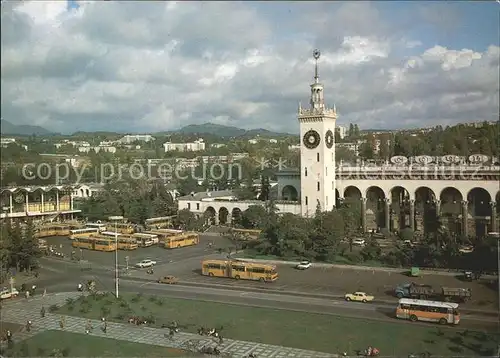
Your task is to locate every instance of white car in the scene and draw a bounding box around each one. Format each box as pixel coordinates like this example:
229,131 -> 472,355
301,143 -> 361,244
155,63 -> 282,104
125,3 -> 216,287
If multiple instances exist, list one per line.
135,259 -> 157,268
0,288 -> 19,300
352,238 -> 365,246
295,261 -> 312,270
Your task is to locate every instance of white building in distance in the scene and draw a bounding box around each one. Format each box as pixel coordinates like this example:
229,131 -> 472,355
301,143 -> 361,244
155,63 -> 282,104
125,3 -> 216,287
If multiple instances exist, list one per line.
163,139 -> 205,152
336,125 -> 347,139
117,135 -> 155,144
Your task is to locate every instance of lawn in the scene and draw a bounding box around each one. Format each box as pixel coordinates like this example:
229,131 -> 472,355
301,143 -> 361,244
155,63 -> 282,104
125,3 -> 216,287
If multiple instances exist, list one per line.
52,292 -> 497,356
2,330 -> 192,357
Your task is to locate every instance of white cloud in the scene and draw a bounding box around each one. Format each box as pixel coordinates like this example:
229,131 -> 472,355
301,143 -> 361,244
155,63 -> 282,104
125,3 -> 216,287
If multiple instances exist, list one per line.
1,1 -> 498,133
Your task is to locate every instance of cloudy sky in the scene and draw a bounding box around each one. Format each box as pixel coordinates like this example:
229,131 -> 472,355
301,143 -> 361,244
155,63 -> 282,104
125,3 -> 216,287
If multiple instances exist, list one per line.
1,1 -> 499,134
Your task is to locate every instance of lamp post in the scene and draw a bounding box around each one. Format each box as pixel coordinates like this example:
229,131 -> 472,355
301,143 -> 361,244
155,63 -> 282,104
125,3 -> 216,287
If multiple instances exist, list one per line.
108,216 -> 123,299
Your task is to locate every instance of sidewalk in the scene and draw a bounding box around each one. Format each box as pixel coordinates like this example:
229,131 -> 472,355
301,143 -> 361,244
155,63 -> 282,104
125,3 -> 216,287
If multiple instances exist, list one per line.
1,293 -> 336,358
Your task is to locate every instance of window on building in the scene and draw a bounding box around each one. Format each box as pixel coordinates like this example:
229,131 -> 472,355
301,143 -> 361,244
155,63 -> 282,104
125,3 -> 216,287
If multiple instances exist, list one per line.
317,182 -> 320,191
317,153 -> 320,162
305,167 -> 307,176
326,196 -> 328,206
187,203 -> 191,209
325,167 -> 328,176
305,196 -> 308,205
196,203 -> 200,210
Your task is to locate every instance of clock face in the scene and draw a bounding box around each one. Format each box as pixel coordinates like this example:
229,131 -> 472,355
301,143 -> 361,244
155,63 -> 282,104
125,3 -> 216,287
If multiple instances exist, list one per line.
325,130 -> 334,149
303,130 -> 320,149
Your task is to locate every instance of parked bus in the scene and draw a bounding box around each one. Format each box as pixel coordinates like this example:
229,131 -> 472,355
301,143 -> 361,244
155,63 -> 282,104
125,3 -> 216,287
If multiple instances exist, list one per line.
201,259 -> 278,282
86,223 -> 107,232
145,216 -> 176,229
132,233 -> 158,247
164,232 -> 199,249
396,298 -> 460,325
71,237 -> 116,252
112,222 -> 135,234
231,228 -> 262,241
69,228 -> 99,239
35,223 -> 77,238
143,230 -> 179,245
93,233 -> 138,250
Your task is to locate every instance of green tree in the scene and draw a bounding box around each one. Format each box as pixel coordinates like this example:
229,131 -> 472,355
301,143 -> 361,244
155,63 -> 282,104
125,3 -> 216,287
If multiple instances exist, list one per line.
17,219 -> 41,272
258,176 -> 270,201
241,205 -> 268,229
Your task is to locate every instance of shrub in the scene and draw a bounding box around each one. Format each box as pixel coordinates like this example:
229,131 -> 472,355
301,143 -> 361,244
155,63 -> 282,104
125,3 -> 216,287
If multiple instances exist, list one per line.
79,306 -> 89,314
119,301 -> 128,308
140,305 -> 147,311
156,298 -> 164,306
48,304 -> 59,313
65,298 -> 74,305
149,296 -> 157,302
145,314 -> 155,324
61,348 -> 71,357
100,307 -> 111,317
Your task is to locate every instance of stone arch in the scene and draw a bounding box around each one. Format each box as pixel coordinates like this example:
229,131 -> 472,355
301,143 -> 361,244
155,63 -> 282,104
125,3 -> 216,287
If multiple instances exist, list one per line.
204,206 -> 216,225
415,187 -> 438,234
344,186 -> 362,204
439,187 -> 463,235
389,186 -> 411,231
282,185 -> 298,201
231,208 -> 242,225
467,187 -> 492,238
218,207 -> 229,225
366,186 -> 386,230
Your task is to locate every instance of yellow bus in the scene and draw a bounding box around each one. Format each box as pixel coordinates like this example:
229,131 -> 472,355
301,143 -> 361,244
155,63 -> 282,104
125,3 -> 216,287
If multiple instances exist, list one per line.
164,232 -> 199,249
92,232 -> 138,250
201,259 -> 278,282
69,228 -> 99,239
132,233 -> 159,247
35,224 -> 69,238
112,222 -> 135,234
72,237 -> 116,252
145,216 -> 176,229
396,298 -> 460,325
231,228 -> 262,241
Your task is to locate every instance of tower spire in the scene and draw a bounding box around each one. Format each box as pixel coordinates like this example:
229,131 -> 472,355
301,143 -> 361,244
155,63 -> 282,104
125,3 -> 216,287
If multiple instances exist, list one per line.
313,49 -> 320,83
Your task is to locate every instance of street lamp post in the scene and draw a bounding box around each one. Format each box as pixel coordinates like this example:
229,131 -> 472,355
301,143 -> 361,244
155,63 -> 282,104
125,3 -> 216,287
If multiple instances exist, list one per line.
115,221 -> 118,299
108,216 -> 124,299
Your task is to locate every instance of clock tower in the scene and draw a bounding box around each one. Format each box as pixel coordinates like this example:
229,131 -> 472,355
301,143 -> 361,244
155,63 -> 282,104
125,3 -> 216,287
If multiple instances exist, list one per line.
298,49 -> 337,216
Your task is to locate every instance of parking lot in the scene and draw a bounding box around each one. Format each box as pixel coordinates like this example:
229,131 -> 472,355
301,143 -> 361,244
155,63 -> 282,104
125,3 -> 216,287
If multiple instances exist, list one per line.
44,234 -> 234,273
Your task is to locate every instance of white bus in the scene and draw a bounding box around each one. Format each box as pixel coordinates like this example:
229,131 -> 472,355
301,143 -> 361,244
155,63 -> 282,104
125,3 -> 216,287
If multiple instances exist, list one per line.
100,231 -> 122,238
396,298 -> 460,325
85,223 -> 107,232
132,233 -> 158,247
69,227 -> 99,239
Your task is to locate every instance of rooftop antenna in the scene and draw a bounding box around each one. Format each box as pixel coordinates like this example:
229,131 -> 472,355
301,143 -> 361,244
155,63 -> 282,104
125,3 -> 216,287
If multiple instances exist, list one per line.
313,49 -> 321,83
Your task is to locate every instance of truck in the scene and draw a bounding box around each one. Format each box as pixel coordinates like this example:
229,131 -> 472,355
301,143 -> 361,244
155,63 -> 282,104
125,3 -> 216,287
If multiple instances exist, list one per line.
395,283 -> 472,302
395,282 -> 434,299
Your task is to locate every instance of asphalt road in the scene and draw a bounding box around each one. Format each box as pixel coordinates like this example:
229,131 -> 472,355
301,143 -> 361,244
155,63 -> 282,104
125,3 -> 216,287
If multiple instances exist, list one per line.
29,257 -> 497,333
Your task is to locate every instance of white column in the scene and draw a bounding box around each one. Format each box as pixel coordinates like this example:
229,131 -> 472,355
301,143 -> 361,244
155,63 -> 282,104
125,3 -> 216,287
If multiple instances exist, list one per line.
70,192 -> 74,211
9,193 -> 13,214
56,191 -> 60,211
41,192 -> 45,213
25,192 -> 29,212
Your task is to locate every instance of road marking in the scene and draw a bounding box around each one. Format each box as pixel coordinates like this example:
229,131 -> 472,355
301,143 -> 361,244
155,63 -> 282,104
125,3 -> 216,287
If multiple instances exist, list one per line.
139,282 -> 151,288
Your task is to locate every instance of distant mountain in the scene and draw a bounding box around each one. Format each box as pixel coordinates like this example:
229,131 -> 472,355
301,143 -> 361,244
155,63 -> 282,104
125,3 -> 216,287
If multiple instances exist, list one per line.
0,119 -> 53,136
176,123 -> 291,137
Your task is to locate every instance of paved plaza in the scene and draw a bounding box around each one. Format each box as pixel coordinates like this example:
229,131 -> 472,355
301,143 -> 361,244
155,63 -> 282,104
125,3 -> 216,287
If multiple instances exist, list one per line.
1,293 -> 336,357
